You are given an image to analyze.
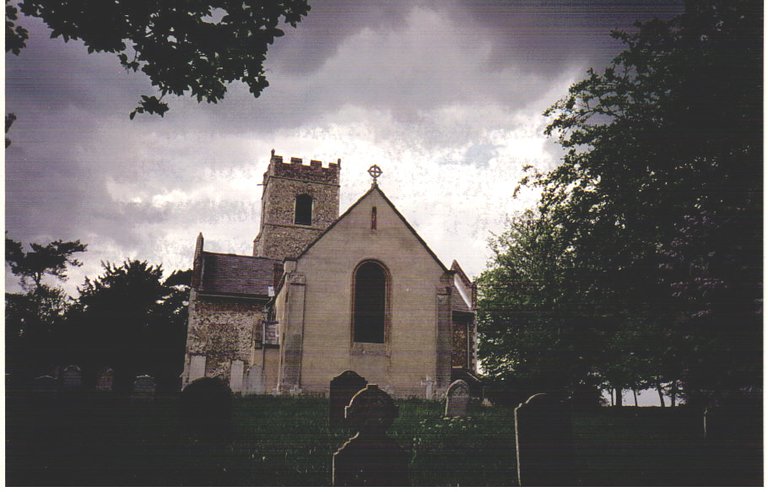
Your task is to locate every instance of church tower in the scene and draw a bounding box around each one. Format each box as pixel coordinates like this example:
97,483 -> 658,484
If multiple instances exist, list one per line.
253,151 -> 341,259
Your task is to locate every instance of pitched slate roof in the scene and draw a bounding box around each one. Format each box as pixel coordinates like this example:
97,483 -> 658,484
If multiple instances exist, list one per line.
451,260 -> 474,313
199,252 -> 279,298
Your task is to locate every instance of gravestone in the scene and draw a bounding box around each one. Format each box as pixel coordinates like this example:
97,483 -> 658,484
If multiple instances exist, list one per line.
329,370 -> 368,428
132,375 -> 157,399
32,375 -> 58,394
229,360 -> 245,393
445,379 -> 471,417
61,365 -> 82,389
244,366 -> 264,395
514,393 -> 575,486
95,368 -> 114,391
179,377 -> 233,439
332,384 -> 410,486
421,377 -> 434,400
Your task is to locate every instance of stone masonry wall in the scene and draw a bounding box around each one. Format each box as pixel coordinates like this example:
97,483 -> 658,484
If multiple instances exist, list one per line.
185,296 -> 264,382
253,155 -> 340,259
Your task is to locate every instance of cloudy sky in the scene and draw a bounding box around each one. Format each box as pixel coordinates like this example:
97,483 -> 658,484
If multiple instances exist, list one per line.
6,0 -> 683,295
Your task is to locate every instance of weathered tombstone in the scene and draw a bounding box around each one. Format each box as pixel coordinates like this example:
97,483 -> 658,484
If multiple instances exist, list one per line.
329,370 -> 368,428
514,393 -> 575,486
445,379 -> 471,417
244,366 -> 264,395
188,354 -> 206,382
229,360 -> 245,393
32,375 -> 58,394
95,368 -> 114,391
179,377 -> 233,439
421,376 -> 434,400
61,365 -> 82,390
132,375 -> 157,399
332,384 -> 410,486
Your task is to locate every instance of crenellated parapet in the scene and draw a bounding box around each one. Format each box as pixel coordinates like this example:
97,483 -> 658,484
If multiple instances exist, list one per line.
265,151 -> 341,185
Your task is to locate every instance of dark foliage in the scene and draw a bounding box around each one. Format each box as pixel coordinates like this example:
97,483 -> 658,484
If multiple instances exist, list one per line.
8,0 -> 310,117
6,235 -> 87,290
67,261 -> 190,391
478,0 -> 762,404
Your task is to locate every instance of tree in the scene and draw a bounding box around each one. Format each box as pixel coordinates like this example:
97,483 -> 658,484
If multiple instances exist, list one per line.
6,285 -> 71,379
477,211 -> 604,405
479,0 -> 761,405
5,235 -> 85,378
6,236 -> 87,290
6,0 -> 310,117
69,260 -> 190,391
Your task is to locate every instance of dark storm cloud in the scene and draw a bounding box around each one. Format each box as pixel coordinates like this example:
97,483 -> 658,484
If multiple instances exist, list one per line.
5,1 -> 684,290
269,0 -> 682,76
453,0 -> 683,74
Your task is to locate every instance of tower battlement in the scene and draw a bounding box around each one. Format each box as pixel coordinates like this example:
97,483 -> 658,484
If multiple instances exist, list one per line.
266,152 -> 341,185
254,150 -> 342,259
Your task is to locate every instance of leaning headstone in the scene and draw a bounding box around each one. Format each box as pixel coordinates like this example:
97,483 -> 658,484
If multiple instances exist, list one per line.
132,375 -> 157,399
329,370 -> 368,428
514,393 -> 574,486
61,365 -> 82,390
445,379 -> 471,417
32,375 -> 58,394
332,384 -> 410,486
179,377 -> 233,439
95,368 -> 114,391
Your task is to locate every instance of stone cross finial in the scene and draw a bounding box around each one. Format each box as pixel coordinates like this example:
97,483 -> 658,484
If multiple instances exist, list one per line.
368,164 -> 382,186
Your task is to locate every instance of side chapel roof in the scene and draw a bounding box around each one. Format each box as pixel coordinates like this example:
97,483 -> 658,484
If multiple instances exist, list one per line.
450,259 -> 474,313
198,252 -> 279,298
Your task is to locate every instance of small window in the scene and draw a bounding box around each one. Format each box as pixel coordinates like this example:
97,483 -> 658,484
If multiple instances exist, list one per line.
295,194 -> 312,225
353,261 -> 387,343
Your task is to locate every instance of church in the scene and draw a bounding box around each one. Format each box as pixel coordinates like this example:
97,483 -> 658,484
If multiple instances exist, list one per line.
181,151 -> 477,398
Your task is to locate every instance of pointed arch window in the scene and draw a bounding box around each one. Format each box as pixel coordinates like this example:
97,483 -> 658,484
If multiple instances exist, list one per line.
295,194 -> 313,225
353,261 -> 388,343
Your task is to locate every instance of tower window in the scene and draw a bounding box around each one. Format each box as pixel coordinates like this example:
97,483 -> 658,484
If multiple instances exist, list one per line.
295,194 -> 313,225
353,261 -> 388,343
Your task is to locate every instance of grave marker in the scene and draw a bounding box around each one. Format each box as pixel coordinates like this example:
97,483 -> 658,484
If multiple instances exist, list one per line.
96,368 -> 113,391
514,393 -> 574,486
180,377 -> 233,439
61,365 -> 82,389
329,370 -> 368,428
32,375 -> 58,394
445,379 -> 470,417
132,375 -> 157,399
332,384 -> 409,486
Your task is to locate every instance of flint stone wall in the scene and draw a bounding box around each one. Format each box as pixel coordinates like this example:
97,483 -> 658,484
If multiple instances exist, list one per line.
185,297 -> 263,382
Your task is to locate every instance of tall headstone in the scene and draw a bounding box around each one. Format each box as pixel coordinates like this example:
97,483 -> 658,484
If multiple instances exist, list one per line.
514,393 -> 574,486
329,370 -> 368,428
244,366 -> 264,395
332,384 -> 410,486
229,360 -> 244,393
96,368 -> 114,391
61,365 -> 82,389
132,375 -> 157,399
445,379 -> 470,417
189,355 -> 206,382
421,376 -> 434,400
